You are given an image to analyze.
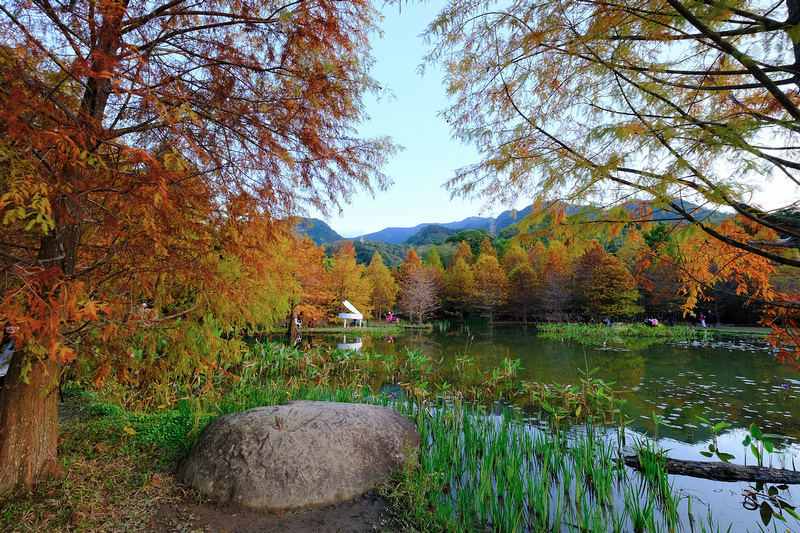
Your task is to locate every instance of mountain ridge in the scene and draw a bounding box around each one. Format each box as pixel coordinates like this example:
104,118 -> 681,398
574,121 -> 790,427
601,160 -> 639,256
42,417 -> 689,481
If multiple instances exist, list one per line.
295,200 -> 725,248
363,206 -> 535,244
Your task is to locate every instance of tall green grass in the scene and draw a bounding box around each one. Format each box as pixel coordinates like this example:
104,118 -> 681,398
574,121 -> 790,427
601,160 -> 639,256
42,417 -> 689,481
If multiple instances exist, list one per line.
90,339 -> 627,430
387,401 -> 693,532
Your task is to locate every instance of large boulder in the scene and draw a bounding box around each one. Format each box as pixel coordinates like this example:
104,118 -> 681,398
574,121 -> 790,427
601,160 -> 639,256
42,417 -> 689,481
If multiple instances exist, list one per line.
180,400 -> 420,511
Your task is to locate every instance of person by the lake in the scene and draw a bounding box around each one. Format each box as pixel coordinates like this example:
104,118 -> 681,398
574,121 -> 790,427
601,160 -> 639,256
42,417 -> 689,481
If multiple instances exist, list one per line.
667,310 -> 675,327
0,322 -> 18,388
707,310 -> 715,327
699,312 -> 707,327
603,317 -> 611,327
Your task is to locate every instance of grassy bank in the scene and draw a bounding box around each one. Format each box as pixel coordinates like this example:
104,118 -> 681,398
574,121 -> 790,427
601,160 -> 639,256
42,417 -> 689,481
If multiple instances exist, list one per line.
537,322 -> 774,344
538,323 -> 704,344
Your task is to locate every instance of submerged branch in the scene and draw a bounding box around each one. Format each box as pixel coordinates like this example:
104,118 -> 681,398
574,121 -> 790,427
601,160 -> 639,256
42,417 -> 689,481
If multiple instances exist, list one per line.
623,454 -> 800,484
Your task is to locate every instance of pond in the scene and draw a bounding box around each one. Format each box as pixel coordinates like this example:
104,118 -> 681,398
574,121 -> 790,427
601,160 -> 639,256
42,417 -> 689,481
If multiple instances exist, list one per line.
293,324 -> 800,532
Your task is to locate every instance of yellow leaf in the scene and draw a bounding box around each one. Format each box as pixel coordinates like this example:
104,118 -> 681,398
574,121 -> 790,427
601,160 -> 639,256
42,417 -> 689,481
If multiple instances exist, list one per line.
123,424 -> 137,435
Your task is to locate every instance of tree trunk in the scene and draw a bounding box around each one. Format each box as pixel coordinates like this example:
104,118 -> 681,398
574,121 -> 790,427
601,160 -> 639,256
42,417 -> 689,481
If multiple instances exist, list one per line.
0,204 -> 80,490
288,300 -> 300,339
623,454 -> 800,484
0,351 -> 61,492
0,5 -> 117,491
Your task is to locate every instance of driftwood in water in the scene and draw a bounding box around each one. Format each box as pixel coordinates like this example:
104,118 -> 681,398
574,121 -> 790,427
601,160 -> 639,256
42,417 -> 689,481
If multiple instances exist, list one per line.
623,454 -> 800,484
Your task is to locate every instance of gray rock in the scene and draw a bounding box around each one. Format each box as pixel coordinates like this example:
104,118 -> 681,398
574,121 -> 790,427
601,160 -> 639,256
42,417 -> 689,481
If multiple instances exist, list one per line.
180,400 -> 420,511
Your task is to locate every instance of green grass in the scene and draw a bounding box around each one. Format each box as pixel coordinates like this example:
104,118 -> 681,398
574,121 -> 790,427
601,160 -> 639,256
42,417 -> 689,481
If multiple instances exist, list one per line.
0,388 -> 184,532
538,322 -> 704,345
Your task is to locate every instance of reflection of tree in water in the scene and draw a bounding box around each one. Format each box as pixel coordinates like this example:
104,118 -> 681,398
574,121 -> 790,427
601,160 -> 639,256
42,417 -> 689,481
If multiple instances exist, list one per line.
364,329 -> 443,364
622,345 -> 800,442
300,327 -> 800,444
399,328 -> 442,358
588,346 -> 646,391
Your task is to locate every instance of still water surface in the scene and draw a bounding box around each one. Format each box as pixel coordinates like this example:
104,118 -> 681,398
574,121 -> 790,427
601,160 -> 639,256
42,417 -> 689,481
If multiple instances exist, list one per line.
304,325 -> 798,440
298,324 -> 800,531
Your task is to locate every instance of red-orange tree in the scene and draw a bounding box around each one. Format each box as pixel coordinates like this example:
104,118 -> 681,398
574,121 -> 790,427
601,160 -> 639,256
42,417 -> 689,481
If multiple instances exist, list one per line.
399,246 -> 423,278
0,0 -> 392,490
449,240 -> 474,267
289,236 -> 333,327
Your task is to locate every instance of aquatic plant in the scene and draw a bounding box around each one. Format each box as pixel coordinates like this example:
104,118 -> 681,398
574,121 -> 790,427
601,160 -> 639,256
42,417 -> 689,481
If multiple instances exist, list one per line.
78,340 -> 788,533
538,323 -> 703,345
743,423 -> 785,468
697,416 -> 736,463
743,481 -> 800,528
523,366 -> 629,428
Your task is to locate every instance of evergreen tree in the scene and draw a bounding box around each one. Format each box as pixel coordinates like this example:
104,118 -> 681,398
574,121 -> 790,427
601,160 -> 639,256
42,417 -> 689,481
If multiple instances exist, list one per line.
424,245 -> 444,271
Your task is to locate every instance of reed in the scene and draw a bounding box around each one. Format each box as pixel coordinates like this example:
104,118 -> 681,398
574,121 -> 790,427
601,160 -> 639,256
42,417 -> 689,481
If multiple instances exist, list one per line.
388,398 -> 697,533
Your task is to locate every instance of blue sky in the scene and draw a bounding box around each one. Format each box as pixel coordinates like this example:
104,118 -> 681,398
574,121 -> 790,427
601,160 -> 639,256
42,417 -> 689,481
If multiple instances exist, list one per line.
315,1 -> 796,239
312,1 -> 527,238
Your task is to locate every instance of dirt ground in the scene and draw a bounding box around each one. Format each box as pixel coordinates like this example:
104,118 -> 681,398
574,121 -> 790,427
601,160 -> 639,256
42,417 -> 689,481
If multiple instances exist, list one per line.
148,486 -> 401,533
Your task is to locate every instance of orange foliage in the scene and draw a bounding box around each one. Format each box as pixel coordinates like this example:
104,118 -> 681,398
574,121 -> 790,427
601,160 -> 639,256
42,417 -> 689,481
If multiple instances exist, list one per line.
0,0 -> 393,489
400,246 -> 423,278
450,240 -> 474,267
289,236 -> 333,325
0,0 -> 389,373
678,218 -> 776,313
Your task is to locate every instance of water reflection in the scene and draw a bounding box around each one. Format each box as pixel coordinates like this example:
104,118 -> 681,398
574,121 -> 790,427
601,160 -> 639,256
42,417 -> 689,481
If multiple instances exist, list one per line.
337,335 -> 362,351
302,325 -> 798,444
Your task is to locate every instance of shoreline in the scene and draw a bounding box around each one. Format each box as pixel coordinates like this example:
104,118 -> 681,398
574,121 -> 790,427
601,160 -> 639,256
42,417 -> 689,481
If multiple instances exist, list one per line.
270,322 -> 774,336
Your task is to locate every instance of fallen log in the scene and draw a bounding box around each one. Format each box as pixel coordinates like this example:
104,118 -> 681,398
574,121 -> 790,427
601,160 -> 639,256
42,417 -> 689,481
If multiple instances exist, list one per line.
623,454 -> 800,484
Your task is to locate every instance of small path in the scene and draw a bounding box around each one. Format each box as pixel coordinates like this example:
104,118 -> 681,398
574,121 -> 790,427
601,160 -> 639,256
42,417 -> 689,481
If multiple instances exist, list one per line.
148,487 -> 400,533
